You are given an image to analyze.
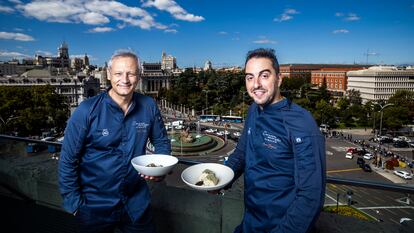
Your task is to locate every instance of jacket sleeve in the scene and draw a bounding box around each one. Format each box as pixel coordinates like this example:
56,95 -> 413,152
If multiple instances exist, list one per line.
225,120 -> 247,183
273,133 -> 326,233
149,103 -> 171,155
58,107 -> 88,214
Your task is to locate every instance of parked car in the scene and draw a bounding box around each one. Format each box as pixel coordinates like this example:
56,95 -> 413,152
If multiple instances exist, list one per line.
363,153 -> 373,160
362,164 -> 372,172
393,170 -> 413,180
345,152 -> 354,159
393,140 -> 409,148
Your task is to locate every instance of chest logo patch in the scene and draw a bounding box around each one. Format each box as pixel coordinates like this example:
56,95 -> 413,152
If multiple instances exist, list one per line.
134,121 -> 149,132
262,131 -> 281,144
295,137 -> 302,144
102,129 -> 109,136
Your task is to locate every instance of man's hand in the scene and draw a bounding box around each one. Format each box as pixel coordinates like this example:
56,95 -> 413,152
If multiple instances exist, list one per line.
208,189 -> 225,196
140,174 -> 166,182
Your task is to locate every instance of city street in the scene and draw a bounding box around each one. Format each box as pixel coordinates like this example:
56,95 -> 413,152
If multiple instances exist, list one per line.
325,136 -> 414,225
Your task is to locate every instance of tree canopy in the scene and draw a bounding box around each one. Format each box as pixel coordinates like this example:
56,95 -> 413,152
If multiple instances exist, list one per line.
0,85 -> 70,136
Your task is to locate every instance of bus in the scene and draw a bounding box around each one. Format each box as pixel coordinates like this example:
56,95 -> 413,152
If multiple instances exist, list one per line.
199,114 -> 220,122
221,116 -> 243,123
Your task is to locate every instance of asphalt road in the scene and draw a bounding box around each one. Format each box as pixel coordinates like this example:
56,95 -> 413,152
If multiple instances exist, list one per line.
325,137 -> 414,225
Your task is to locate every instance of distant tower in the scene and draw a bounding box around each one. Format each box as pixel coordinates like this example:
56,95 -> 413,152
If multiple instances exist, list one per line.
83,53 -> 90,67
204,60 -> 212,71
161,51 -> 177,70
58,41 -> 69,59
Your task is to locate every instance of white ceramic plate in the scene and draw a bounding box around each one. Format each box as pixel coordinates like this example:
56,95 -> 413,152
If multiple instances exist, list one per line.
131,154 -> 178,177
181,163 -> 234,191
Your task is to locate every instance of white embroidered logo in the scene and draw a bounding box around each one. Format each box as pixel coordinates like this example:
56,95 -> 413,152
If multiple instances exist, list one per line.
102,129 -> 109,136
134,121 -> 149,132
262,131 -> 281,144
295,137 -> 302,143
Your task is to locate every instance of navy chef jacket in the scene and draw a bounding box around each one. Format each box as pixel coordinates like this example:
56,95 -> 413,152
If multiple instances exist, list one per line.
59,91 -> 171,222
226,98 -> 326,233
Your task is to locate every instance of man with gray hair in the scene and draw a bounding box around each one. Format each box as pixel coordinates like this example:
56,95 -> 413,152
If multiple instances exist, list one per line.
59,49 -> 171,232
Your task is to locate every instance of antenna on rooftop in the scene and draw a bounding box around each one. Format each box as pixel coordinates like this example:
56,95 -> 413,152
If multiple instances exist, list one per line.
364,49 -> 371,65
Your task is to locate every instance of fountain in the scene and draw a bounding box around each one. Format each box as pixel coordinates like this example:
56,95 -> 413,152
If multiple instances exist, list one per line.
147,125 -> 226,156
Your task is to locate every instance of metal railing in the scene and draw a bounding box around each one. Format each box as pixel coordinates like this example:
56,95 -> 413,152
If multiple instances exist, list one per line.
1,134 -> 414,195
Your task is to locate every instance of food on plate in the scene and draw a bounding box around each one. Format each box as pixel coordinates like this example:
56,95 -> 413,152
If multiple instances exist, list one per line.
196,169 -> 219,186
146,163 -> 163,167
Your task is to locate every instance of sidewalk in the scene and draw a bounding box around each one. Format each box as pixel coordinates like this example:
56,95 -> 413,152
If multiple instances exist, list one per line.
335,128 -> 373,136
371,165 -> 414,185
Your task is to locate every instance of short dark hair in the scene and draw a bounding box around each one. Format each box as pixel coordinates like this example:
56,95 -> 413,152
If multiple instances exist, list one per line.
245,48 -> 279,74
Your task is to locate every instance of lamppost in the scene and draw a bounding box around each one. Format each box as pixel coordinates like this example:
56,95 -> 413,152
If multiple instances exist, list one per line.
202,90 -> 209,115
240,90 -> 247,120
378,103 -> 394,136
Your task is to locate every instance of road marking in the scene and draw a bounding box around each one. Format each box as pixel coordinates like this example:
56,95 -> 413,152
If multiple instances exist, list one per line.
325,193 -> 345,205
327,168 -> 361,173
389,218 -> 400,225
358,206 -> 414,210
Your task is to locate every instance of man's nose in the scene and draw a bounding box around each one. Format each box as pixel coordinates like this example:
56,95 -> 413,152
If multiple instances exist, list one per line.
120,73 -> 130,82
253,76 -> 261,89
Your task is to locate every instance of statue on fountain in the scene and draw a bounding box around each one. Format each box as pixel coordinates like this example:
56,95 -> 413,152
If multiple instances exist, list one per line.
180,128 -> 194,143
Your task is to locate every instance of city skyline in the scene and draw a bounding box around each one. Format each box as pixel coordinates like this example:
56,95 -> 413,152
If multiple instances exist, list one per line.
0,0 -> 413,67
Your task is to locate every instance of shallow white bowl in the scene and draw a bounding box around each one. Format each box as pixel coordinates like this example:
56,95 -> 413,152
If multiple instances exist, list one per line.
181,163 -> 235,191
131,154 -> 178,177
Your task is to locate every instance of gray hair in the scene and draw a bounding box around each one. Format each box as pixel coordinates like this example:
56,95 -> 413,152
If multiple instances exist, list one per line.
107,49 -> 142,73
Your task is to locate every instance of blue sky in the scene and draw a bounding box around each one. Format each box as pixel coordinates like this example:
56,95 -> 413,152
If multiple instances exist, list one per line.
0,0 -> 413,67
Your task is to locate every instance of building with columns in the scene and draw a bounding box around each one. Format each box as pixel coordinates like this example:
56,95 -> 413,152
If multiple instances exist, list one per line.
0,69 -> 100,108
347,66 -> 414,103
138,51 -> 180,96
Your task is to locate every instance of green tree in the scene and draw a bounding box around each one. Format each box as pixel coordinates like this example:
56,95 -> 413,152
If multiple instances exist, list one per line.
0,85 -> 69,136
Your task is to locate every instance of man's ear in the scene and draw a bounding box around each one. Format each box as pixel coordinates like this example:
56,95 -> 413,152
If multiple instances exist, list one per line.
107,68 -> 111,81
277,73 -> 282,87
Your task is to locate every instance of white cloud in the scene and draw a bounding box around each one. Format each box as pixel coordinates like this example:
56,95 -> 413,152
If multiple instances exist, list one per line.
87,26 -> 114,33
78,12 -> 109,25
218,31 -> 228,35
0,51 -> 30,58
17,1 -> 85,23
0,31 -> 34,41
285,9 -> 299,15
366,51 -> 379,56
274,8 -> 300,22
164,29 -> 177,33
0,5 -> 15,13
35,50 -> 52,56
333,29 -> 349,34
142,0 -> 205,22
253,39 -> 277,44
344,13 -> 360,21
13,27 -> 24,31
232,37 -> 240,41
336,12 -> 360,21
15,0 -> 168,30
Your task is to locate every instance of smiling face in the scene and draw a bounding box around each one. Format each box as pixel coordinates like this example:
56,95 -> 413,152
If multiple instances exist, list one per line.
107,56 -> 139,100
245,57 -> 282,108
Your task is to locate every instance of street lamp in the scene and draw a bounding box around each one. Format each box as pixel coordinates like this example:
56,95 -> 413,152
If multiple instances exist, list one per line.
202,90 -> 210,115
240,90 -> 247,120
378,103 -> 394,136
